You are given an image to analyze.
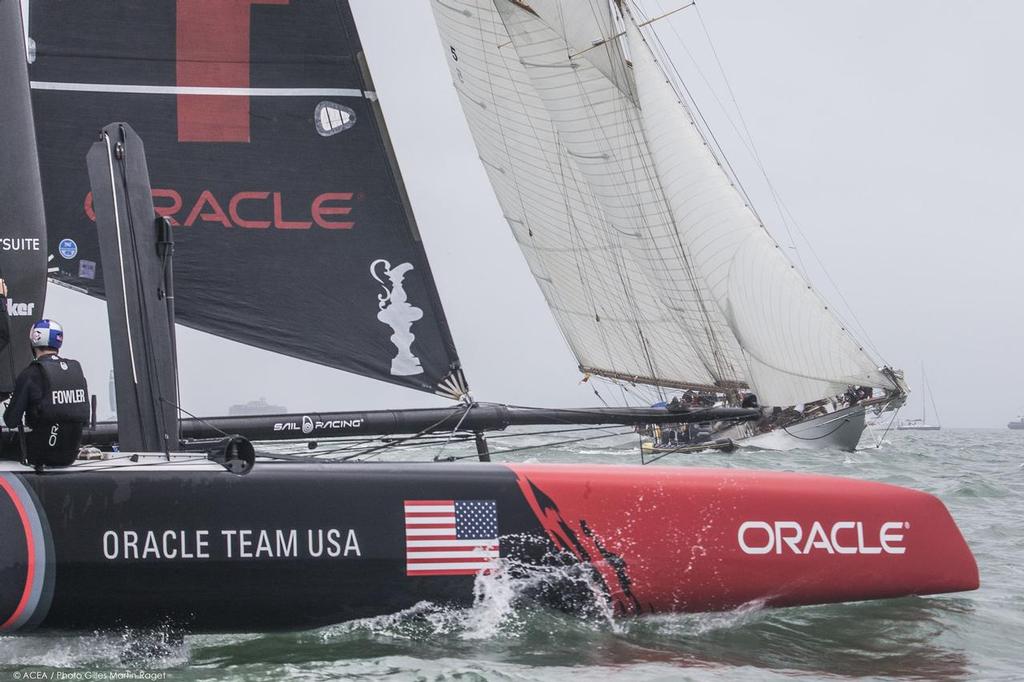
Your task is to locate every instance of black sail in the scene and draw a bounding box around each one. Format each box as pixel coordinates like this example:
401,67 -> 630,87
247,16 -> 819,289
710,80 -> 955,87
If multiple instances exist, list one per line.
0,0 -> 49,393
28,1 -> 466,398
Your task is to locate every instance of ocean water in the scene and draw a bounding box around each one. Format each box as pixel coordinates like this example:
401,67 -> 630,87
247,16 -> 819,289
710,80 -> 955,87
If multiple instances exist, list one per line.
1,428 -> 1021,681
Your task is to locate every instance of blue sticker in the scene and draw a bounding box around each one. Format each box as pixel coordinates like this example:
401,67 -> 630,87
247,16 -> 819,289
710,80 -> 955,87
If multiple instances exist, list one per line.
58,238 -> 78,259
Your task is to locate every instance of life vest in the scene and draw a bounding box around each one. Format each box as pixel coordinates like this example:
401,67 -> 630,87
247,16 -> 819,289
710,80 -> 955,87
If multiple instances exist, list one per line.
32,355 -> 90,424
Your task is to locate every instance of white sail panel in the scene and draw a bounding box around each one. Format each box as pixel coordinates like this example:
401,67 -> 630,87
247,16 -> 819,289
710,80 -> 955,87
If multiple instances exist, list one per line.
625,18 -> 893,405
432,0 -> 745,389
515,0 -> 636,100
493,0 -> 747,385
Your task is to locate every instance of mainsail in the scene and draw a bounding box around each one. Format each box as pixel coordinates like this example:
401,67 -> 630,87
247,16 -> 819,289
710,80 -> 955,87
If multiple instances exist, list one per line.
27,0 -> 466,399
432,0 -> 895,406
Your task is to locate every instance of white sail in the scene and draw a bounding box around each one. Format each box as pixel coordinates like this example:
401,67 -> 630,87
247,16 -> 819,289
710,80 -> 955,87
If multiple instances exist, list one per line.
623,17 -> 892,405
432,0 -> 744,390
432,0 -> 894,405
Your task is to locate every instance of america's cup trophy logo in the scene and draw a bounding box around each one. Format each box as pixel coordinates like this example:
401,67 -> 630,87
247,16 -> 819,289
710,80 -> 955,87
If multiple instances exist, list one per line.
371,259 -> 424,376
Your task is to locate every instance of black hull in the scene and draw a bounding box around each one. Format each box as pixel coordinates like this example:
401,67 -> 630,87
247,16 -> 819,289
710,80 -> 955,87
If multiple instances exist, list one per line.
7,463 -> 541,632
0,459 -> 979,634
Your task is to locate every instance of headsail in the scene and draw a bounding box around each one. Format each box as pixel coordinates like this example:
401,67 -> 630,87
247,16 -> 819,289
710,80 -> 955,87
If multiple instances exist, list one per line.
28,0 -> 466,399
432,0 -> 895,406
0,0 -> 48,394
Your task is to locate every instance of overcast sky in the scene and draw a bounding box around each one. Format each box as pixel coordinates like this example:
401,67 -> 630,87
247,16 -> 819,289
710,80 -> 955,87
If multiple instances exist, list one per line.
46,1 -> 1022,428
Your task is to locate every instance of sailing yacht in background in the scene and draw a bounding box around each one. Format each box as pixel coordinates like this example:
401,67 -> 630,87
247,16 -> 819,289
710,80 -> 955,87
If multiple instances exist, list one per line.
897,365 -> 941,431
432,0 -> 906,450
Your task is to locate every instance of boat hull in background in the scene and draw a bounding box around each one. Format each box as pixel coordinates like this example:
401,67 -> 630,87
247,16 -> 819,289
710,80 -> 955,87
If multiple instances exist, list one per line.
0,461 -> 977,633
723,405 -> 868,451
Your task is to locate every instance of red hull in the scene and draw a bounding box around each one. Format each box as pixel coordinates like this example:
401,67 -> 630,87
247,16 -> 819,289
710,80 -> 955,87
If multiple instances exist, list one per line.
512,465 -> 979,613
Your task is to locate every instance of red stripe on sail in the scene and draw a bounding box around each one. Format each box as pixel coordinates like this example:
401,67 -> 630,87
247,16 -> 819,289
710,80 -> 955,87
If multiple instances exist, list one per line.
175,0 -> 288,142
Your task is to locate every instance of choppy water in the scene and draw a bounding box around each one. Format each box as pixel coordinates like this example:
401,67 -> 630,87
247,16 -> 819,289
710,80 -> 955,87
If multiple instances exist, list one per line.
2,428 -> 1021,680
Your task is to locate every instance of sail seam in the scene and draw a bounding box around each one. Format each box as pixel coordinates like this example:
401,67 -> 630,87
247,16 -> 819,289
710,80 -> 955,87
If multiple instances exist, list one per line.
30,81 -> 376,98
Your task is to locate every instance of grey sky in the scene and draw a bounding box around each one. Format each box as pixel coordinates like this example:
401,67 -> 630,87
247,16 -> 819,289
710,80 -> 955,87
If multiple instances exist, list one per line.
45,1 -> 1021,427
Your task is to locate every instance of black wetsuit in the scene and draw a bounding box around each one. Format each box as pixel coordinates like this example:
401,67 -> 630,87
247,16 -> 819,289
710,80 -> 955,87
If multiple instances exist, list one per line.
3,354 -> 89,466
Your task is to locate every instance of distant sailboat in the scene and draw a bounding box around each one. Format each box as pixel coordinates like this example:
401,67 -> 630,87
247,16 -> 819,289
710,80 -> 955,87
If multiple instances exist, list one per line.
897,366 -> 941,431
1009,415 -> 1024,430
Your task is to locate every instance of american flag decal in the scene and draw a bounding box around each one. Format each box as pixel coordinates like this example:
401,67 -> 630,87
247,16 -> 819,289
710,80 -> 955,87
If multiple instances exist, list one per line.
404,499 -> 499,576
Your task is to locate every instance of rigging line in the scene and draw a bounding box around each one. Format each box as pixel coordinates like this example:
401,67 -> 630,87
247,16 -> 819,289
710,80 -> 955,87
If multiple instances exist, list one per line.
688,0 -> 808,273
487,2 -> 569,329
664,0 -> 885,363
876,407 -> 900,448
628,1 -> 762,229
616,5 -> 732,376
776,201 -> 886,362
617,5 -> 738,382
336,404 -> 471,462
559,27 -> 685,387
447,428 -> 634,460
691,3 -> 872,346
636,3 -> 890,371
484,424 -> 633,440
491,4 -> 622,370
59,455 -> 211,475
158,224 -> 183,443
432,402 -> 475,461
158,399 -> 232,440
567,2 -> 696,59
640,0 -> 785,246
264,436 -> 476,461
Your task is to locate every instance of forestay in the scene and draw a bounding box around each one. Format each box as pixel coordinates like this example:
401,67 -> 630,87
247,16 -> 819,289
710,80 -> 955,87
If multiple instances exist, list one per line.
432,0 -> 894,406
28,0 -> 466,399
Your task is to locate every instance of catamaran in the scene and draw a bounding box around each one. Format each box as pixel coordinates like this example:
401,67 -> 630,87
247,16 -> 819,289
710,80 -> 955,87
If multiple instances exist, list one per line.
0,0 -> 976,634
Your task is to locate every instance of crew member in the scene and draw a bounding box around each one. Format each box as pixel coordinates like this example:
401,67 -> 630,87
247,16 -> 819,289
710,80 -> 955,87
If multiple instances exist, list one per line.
3,319 -> 89,466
